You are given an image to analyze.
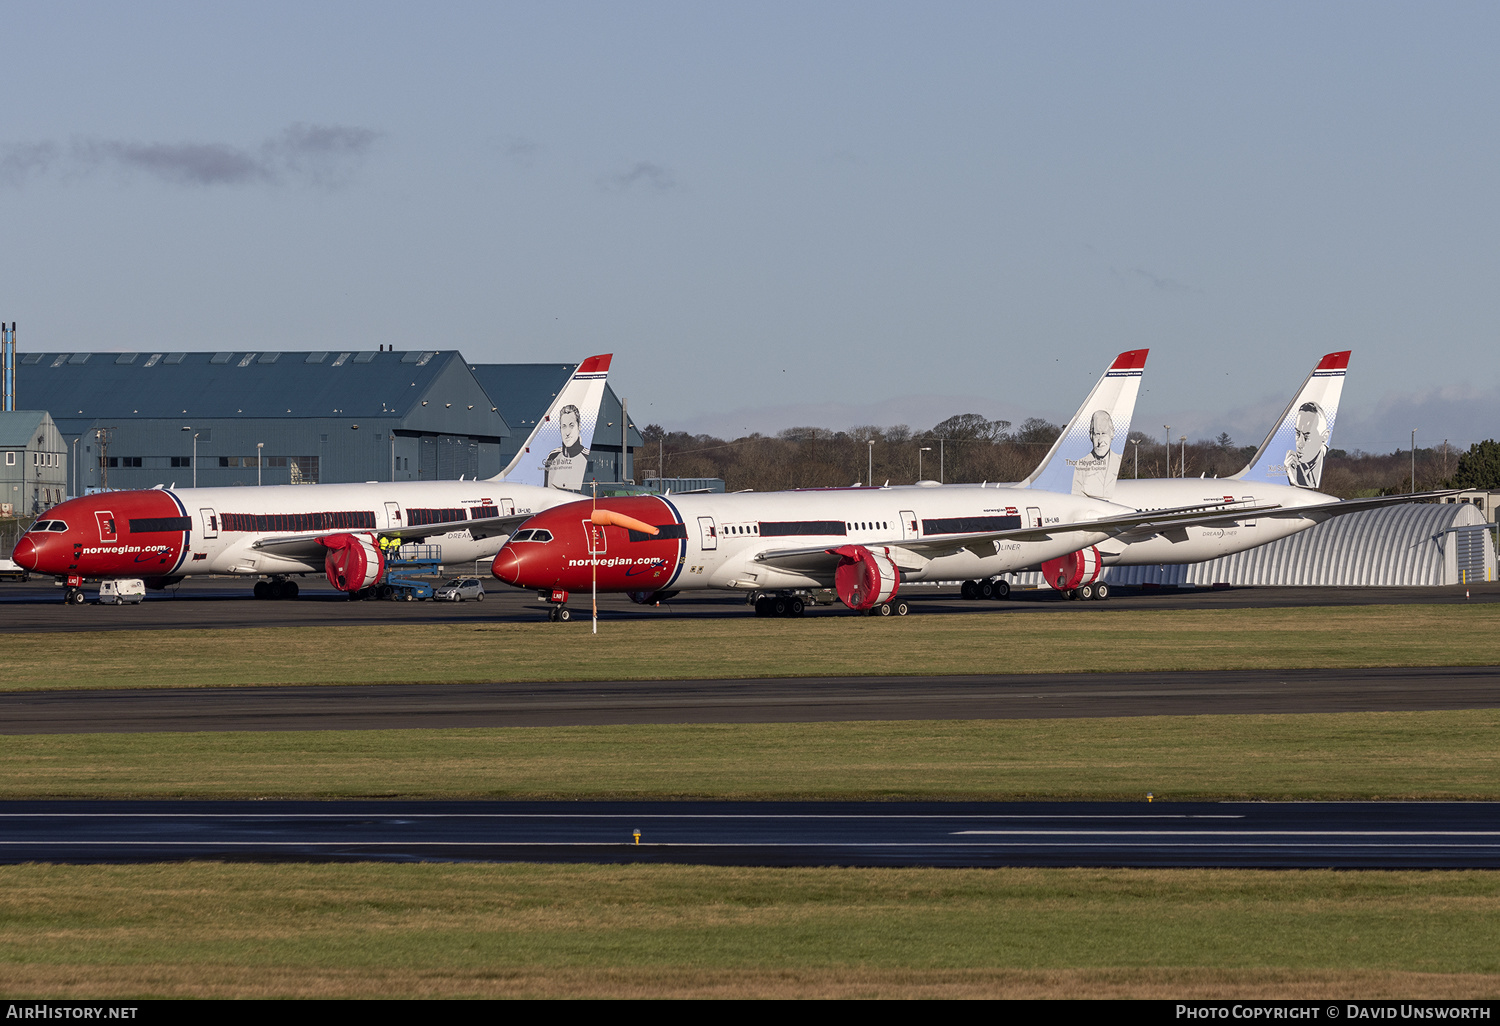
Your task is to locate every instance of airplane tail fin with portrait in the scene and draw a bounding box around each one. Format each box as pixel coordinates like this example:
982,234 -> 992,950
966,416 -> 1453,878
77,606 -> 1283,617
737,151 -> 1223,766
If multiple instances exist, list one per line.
1231,351 -> 1349,490
1020,349 -> 1148,500
490,354 -> 613,488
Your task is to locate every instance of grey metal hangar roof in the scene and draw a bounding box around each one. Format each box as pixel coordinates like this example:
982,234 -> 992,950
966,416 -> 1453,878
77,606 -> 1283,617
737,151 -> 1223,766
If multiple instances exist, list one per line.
21,349 -> 511,444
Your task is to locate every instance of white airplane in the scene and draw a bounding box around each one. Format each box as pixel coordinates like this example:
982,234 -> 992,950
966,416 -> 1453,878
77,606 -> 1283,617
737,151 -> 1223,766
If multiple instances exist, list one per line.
980,350 -> 1453,599
12,356 -> 615,603
489,350 -> 1287,619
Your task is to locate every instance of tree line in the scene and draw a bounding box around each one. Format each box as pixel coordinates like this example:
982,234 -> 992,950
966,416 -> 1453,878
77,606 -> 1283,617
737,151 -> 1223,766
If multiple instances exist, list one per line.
633,416 -> 1500,498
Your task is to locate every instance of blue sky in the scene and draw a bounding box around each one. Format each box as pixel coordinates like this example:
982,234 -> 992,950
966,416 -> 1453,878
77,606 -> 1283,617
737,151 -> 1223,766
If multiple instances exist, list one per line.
3,2 -> 1496,454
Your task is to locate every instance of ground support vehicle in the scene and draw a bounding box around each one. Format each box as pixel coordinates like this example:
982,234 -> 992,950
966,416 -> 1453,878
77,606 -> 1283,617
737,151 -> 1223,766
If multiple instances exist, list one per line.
381,545 -> 443,601
98,579 -> 145,605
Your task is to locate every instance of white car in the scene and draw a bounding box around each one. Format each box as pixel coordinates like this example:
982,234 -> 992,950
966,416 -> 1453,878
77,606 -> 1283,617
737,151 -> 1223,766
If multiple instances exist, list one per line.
0,557 -> 28,582
434,578 -> 485,602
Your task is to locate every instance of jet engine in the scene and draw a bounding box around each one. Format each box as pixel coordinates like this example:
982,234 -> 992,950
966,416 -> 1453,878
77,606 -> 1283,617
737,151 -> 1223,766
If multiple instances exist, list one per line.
319,533 -> 386,593
831,544 -> 900,611
1040,545 -> 1102,591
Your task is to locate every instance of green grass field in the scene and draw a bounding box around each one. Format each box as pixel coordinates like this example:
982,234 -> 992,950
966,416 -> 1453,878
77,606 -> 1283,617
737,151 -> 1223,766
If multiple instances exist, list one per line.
4,604 -> 1499,691
3,604 -> 1497,999
0,864 -> 1496,998
4,710 -> 1497,800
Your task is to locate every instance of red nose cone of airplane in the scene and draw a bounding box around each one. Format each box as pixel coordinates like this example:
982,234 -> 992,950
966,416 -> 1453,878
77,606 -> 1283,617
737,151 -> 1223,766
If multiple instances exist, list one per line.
492,545 -> 522,585
11,536 -> 38,571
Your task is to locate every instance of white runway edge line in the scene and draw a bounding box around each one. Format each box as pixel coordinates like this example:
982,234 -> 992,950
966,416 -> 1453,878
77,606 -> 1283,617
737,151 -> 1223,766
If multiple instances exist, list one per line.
0,813 -> 1246,820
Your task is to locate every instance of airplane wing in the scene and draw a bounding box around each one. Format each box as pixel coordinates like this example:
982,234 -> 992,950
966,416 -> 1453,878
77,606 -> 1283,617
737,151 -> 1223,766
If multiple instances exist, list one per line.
751,500 -> 1283,577
1110,489 -> 1462,543
248,512 -> 535,561
1281,489 -> 1464,521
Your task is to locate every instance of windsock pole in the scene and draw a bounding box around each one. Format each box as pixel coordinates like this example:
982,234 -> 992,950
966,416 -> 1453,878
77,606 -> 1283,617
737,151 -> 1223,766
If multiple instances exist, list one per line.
591,481 -> 598,634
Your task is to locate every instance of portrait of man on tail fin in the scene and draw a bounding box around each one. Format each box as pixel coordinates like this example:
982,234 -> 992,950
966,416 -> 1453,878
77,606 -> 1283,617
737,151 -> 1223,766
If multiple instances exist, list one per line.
1069,409 -> 1122,497
1285,401 -> 1328,488
543,404 -> 589,491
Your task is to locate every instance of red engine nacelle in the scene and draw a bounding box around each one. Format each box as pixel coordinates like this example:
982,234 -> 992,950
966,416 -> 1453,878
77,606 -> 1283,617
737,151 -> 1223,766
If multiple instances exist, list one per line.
319,533 -> 386,593
831,545 -> 900,611
1040,545 -> 1102,591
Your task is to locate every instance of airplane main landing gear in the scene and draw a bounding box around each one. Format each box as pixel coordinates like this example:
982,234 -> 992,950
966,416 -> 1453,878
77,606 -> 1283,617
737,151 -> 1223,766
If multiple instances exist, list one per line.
254,578 -> 300,600
962,578 -> 1010,600
753,594 -> 806,617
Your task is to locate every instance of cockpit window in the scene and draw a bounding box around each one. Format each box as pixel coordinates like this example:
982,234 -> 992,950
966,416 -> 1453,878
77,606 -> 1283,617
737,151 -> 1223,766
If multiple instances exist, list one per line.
511,529 -> 534,542
34,520 -> 68,532
529,530 -> 552,543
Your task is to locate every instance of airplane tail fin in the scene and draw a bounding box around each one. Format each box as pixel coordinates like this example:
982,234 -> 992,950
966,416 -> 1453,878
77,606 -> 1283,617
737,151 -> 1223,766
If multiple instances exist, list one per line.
490,354 -> 613,490
1230,351 -> 1349,490
1021,349 -> 1147,499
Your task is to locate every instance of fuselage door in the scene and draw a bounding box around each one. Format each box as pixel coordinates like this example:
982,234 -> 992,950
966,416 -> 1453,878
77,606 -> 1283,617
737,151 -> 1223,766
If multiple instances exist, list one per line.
1241,496 -> 1256,528
199,508 -> 218,540
1026,507 -> 1042,528
385,501 -> 402,529
584,518 -> 607,555
95,510 -> 118,543
698,516 -> 717,551
498,497 -> 515,516
900,510 -> 918,540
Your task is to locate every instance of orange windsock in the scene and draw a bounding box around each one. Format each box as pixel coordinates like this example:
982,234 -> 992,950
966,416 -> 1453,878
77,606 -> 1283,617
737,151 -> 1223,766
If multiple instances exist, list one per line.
590,508 -> 658,535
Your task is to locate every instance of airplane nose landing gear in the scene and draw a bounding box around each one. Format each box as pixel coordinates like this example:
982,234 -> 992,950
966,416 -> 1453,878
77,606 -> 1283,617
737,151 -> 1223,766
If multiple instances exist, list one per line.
541,588 -> 571,621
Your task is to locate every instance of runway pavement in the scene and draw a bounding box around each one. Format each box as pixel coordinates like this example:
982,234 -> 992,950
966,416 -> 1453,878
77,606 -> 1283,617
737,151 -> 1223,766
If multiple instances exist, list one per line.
0,576 -> 1496,632
4,665 -> 1499,733
2,800 -> 1494,868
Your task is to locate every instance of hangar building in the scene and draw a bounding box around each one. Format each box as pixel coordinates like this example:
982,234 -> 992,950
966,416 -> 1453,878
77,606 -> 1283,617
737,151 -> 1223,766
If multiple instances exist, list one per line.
17,349 -> 639,494
1011,502 -> 1495,589
0,410 -> 67,516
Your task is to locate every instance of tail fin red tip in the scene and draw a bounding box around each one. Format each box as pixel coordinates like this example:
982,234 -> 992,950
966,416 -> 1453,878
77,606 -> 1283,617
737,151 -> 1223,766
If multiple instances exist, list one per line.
1317,351 -> 1351,371
577,354 -> 612,374
1110,349 -> 1149,371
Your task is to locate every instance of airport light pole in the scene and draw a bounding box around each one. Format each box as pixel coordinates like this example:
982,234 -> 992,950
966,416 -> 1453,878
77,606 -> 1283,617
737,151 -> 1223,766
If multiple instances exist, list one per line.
1131,438 -> 1139,478
181,427 -> 198,488
918,446 -> 931,481
1180,435 -> 1187,478
1163,426 -> 1171,477
389,434 -> 396,483
71,437 -> 78,498
938,438 -> 945,484
257,442 -> 264,486
867,439 -> 874,486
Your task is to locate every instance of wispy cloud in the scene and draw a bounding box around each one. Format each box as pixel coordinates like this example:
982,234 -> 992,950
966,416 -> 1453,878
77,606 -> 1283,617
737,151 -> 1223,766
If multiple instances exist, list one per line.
0,123 -> 381,189
1124,266 -> 1202,295
602,160 -> 679,193
502,137 -> 539,168
0,141 -> 60,186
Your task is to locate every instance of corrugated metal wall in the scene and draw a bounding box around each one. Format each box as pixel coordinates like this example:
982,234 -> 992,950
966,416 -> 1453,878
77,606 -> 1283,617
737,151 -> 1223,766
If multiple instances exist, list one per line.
1007,502 -> 1495,588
